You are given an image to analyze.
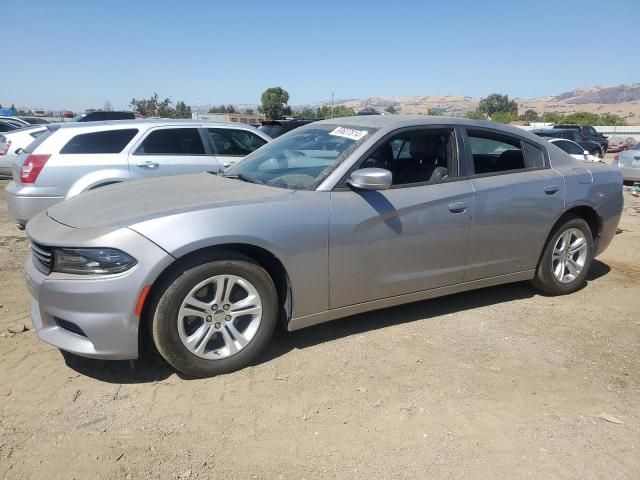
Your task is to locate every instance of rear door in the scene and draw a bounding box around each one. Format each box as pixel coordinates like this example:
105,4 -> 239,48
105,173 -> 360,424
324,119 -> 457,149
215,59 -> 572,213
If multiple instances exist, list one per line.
204,127 -> 268,169
128,126 -> 220,179
461,128 -> 564,281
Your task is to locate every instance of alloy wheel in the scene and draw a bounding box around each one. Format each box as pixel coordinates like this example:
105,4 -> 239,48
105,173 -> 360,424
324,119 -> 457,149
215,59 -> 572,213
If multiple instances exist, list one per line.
177,274 -> 263,359
551,228 -> 588,284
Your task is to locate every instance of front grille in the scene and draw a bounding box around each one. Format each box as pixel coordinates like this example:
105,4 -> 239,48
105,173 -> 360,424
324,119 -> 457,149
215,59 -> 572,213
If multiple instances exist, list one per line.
55,318 -> 87,337
30,241 -> 53,274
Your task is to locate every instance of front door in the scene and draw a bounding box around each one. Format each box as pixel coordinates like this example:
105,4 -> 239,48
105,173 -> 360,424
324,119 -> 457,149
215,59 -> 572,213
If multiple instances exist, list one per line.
329,127 -> 474,309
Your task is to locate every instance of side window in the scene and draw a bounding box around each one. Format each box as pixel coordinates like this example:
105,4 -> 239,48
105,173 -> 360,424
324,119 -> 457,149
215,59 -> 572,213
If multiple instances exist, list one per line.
60,129 -> 139,154
555,140 -> 583,155
361,129 -> 454,186
207,129 -> 267,156
136,128 -> 205,155
523,142 -> 545,168
588,127 -> 598,137
467,130 -> 525,174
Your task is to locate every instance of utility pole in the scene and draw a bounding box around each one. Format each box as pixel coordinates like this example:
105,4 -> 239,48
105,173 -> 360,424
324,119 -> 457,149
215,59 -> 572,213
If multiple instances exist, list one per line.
331,92 -> 334,119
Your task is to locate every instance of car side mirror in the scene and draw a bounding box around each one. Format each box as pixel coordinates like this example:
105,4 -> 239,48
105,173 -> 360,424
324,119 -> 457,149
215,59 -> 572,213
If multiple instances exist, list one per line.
347,168 -> 392,191
14,148 -> 23,155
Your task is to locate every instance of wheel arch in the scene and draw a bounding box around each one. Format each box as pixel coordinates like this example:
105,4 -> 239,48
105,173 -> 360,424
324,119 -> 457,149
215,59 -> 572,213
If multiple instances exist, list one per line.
535,204 -> 601,272
140,243 -> 293,344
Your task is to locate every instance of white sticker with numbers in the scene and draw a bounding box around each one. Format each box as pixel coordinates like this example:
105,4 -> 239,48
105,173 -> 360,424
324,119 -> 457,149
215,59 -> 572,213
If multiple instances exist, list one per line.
329,127 -> 369,141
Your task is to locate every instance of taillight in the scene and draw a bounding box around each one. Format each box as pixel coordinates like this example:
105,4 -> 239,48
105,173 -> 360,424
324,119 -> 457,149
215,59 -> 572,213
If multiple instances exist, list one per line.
20,154 -> 50,183
0,140 -> 10,155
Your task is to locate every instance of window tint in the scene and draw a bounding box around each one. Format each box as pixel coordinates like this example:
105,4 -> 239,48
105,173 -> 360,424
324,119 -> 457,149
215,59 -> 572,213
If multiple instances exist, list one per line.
523,142 -> 545,168
361,129 -> 453,186
136,128 -> 205,155
207,128 -> 267,156
467,130 -> 525,174
108,112 -> 135,120
60,129 -> 138,154
553,140 -> 583,155
588,127 -> 598,137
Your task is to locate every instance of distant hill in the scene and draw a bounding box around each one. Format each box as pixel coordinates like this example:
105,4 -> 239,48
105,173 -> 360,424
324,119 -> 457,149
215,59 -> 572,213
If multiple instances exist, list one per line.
305,84 -> 640,121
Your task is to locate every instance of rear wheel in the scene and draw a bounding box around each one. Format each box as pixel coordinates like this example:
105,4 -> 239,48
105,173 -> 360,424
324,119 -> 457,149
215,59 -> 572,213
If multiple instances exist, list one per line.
531,216 -> 593,295
151,258 -> 278,377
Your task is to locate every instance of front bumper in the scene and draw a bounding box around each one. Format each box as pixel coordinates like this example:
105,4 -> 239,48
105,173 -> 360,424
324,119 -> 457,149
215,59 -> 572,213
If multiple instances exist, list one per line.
5,181 -> 63,226
26,214 -> 174,360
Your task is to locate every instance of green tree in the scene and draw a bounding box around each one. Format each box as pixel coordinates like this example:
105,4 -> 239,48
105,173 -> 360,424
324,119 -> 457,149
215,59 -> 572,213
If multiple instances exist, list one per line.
427,108 -> 440,116
260,87 -> 290,120
543,112 -> 564,124
175,100 -> 192,119
295,107 -> 317,119
315,105 -> 356,119
10,104 -> 17,115
465,109 -> 485,120
491,111 -> 519,124
384,105 -> 398,114
522,109 -> 540,122
245,108 -> 254,115
477,93 -> 518,117
597,113 -> 626,126
130,93 -> 175,117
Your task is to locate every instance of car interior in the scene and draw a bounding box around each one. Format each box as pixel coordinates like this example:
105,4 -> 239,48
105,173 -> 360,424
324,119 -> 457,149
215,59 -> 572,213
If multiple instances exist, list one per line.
362,130 -> 453,186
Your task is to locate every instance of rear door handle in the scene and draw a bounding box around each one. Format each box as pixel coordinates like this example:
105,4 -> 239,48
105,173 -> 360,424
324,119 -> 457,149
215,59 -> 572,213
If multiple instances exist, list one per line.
136,161 -> 160,169
544,185 -> 559,195
448,201 -> 469,214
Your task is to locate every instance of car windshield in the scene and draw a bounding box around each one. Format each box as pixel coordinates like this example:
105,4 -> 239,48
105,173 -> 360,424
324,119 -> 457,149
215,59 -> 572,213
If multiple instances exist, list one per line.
224,124 -> 377,190
630,143 -> 640,151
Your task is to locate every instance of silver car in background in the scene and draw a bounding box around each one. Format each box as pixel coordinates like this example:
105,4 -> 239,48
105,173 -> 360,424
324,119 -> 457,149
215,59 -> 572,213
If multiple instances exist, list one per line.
5,119 -> 270,226
615,143 -> 640,183
0,125 -> 48,177
24,116 -> 623,377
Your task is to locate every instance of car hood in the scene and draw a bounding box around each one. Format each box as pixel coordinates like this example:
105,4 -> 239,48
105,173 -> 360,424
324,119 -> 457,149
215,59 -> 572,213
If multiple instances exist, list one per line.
46,173 -> 293,229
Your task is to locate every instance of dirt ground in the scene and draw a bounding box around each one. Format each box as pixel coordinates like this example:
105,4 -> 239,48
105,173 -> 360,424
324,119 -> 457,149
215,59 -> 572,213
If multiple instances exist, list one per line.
1,177 -> 639,480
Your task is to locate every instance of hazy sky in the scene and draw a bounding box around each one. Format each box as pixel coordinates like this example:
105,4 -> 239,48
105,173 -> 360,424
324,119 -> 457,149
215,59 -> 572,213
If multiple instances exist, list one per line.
2,0 -> 638,111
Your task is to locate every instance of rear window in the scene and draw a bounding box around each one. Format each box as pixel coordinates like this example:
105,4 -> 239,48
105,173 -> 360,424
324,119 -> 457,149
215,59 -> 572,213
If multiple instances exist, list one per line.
258,124 -> 286,138
60,129 -> 138,154
523,142 -> 545,168
135,128 -> 205,155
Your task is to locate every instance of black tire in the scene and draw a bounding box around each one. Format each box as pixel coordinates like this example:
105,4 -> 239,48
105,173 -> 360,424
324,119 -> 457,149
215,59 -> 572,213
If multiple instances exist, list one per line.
530,216 -> 594,295
150,257 -> 278,377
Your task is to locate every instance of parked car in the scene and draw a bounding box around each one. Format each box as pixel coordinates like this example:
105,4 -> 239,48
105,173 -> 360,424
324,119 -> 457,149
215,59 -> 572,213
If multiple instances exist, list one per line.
32,109 -> 46,117
0,125 -> 48,177
5,120 -> 270,226
23,116 -> 622,377
71,111 -> 140,122
0,119 -> 25,133
0,116 -> 30,127
607,137 -> 636,153
532,129 -> 602,157
553,125 -> 608,155
17,117 -> 50,125
258,119 -> 316,138
614,143 -> 640,184
547,138 -> 601,162
62,110 -> 74,119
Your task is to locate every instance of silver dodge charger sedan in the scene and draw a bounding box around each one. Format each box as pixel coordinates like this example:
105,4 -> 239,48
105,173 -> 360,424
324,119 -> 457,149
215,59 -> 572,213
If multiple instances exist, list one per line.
24,116 -> 623,377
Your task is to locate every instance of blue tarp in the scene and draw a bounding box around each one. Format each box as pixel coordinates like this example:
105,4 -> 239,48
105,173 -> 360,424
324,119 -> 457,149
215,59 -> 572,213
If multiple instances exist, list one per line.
0,108 -> 15,116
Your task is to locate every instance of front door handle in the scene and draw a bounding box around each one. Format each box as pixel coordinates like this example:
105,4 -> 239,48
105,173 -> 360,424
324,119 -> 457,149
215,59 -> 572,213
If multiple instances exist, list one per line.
136,161 -> 160,169
544,185 -> 559,195
448,201 -> 469,214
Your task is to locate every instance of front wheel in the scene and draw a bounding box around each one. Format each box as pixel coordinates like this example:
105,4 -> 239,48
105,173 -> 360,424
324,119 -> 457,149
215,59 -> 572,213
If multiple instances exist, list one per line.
151,258 -> 278,377
531,216 -> 593,295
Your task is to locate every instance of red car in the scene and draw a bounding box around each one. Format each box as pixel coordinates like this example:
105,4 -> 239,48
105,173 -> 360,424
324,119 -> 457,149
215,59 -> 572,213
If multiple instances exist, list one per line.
62,110 -> 75,118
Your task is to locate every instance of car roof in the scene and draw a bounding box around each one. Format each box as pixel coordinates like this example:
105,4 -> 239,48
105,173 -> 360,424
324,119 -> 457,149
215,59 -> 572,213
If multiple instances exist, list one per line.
49,118 -> 258,131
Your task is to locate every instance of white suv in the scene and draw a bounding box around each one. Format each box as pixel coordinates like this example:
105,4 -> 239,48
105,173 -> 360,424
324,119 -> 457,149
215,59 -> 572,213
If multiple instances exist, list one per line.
5,119 -> 270,226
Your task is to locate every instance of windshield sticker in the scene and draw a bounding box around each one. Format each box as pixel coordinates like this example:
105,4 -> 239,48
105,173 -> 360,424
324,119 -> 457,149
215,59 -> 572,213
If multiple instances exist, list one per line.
329,127 -> 369,141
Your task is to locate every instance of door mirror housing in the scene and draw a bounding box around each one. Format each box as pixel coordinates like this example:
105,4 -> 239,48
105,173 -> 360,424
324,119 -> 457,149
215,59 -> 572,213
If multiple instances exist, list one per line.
347,168 -> 392,191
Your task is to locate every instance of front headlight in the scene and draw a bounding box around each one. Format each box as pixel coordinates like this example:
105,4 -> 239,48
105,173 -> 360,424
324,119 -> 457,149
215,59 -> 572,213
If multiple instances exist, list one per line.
52,248 -> 137,275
